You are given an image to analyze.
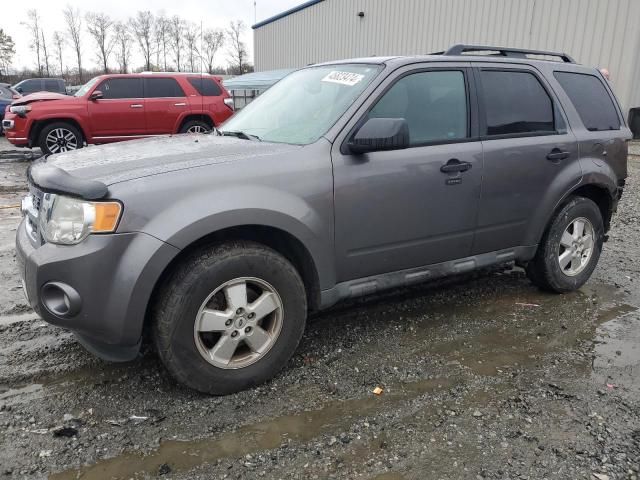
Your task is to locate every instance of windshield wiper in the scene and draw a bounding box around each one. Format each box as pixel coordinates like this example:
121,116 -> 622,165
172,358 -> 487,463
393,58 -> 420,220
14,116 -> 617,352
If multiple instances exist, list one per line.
219,130 -> 261,141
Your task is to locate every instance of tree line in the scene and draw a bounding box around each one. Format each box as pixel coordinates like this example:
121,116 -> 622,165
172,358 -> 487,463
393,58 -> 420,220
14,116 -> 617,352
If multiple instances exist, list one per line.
1,7 -> 252,85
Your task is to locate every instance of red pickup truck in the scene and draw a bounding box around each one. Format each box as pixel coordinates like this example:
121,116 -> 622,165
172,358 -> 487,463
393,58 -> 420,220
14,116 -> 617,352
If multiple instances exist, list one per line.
2,73 -> 234,155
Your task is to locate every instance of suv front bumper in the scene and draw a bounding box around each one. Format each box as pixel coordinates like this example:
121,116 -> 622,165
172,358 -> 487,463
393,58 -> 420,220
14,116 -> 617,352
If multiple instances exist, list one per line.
16,219 -> 179,361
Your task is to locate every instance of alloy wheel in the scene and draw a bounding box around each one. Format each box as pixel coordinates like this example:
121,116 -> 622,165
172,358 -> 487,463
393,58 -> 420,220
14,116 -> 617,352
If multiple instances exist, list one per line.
193,277 -> 284,369
558,217 -> 595,276
45,128 -> 78,153
186,125 -> 209,134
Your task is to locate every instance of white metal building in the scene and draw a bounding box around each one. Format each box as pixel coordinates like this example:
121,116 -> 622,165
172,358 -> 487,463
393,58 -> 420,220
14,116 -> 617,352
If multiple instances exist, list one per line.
253,0 -> 640,130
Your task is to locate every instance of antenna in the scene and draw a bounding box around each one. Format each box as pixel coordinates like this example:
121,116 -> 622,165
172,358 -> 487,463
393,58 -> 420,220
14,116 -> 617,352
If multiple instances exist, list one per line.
254,1 -> 257,24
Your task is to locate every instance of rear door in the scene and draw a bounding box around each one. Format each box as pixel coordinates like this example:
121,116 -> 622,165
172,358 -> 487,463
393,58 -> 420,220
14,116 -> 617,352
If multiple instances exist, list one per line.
473,65 -> 580,254
87,77 -> 146,138
143,77 -> 188,134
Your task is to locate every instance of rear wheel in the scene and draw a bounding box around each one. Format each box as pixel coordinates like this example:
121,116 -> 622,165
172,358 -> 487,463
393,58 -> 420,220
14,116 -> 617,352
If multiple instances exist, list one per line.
38,122 -> 83,155
526,196 -> 604,293
153,241 -> 307,395
179,120 -> 212,134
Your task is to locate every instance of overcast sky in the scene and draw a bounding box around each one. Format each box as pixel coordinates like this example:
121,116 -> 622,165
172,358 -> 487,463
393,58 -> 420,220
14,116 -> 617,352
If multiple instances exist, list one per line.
2,0 -> 303,73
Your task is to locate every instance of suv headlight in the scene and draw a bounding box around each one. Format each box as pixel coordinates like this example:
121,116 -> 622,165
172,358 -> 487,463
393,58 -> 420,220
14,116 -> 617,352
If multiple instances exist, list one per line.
40,194 -> 122,245
9,105 -> 31,117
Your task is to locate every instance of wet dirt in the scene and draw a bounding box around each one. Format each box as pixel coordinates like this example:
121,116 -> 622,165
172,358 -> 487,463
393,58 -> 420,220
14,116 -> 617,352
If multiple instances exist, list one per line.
0,143 -> 638,479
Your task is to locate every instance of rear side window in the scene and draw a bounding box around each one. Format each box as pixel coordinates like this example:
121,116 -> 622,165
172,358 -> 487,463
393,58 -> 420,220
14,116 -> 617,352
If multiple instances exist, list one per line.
97,78 -> 143,99
44,79 -> 62,92
188,77 -> 222,96
144,78 -> 185,98
480,70 -> 554,136
554,72 -> 620,131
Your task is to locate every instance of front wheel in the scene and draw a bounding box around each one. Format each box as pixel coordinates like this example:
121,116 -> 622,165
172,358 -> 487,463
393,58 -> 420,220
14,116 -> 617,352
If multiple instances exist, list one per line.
526,196 -> 604,293
38,122 -> 83,155
153,241 -> 307,395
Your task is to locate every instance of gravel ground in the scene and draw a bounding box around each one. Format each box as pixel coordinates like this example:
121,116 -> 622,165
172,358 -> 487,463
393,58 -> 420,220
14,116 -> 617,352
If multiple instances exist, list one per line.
0,137 -> 638,480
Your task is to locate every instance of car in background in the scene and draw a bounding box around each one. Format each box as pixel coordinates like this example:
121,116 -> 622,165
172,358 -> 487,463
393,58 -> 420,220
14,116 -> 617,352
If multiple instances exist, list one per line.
0,83 -> 20,135
2,73 -> 234,154
13,78 -> 67,95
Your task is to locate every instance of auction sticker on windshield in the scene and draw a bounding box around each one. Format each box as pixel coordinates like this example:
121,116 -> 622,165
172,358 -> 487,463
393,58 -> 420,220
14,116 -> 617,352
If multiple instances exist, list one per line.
321,71 -> 365,86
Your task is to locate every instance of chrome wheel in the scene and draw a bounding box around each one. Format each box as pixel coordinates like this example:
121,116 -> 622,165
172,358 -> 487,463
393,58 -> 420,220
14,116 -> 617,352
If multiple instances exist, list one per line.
186,124 -> 209,134
194,277 -> 284,369
45,128 -> 78,153
558,217 -> 595,276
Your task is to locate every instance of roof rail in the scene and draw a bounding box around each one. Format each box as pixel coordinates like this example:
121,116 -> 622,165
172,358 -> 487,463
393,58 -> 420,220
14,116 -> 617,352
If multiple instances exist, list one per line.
443,44 -> 575,63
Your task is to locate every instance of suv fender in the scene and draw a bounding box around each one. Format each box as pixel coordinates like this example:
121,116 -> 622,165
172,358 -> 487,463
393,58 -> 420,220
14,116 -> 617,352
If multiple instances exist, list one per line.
524,157 -> 618,248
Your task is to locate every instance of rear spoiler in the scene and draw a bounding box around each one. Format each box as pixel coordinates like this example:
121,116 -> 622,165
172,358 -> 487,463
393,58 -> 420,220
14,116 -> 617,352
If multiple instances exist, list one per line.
29,163 -> 108,200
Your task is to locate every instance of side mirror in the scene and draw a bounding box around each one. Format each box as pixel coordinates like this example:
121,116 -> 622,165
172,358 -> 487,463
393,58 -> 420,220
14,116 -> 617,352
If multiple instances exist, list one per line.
89,90 -> 103,101
348,117 -> 410,154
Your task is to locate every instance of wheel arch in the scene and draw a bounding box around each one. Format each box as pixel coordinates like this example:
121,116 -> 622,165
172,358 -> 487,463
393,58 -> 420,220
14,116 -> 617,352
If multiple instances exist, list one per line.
30,117 -> 87,147
176,113 -> 215,132
144,224 -> 322,341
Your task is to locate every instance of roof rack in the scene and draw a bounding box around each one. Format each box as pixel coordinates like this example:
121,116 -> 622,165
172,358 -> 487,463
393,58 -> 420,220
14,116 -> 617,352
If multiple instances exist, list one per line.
441,44 -> 575,63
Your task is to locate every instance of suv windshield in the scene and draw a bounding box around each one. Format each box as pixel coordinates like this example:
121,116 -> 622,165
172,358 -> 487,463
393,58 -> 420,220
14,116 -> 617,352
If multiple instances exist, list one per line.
74,77 -> 100,97
221,64 -> 382,145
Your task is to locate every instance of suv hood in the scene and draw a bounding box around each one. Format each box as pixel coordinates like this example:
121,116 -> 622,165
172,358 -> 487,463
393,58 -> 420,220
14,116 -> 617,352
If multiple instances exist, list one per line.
12,91 -> 71,105
30,135 -> 301,196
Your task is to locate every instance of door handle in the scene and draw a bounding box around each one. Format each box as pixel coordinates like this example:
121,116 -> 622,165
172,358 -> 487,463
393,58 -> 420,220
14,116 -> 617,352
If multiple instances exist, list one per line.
440,159 -> 472,173
130,104 -> 143,108
174,102 -> 187,106
546,148 -> 570,161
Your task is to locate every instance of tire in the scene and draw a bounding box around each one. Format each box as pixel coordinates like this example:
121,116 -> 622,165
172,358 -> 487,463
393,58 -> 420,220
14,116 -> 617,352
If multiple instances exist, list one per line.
38,122 -> 83,155
179,120 -> 212,134
526,196 -> 604,293
153,241 -> 307,395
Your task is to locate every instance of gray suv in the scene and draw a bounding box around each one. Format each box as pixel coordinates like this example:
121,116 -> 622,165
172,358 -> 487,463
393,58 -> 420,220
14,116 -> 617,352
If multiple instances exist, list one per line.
16,45 -> 631,394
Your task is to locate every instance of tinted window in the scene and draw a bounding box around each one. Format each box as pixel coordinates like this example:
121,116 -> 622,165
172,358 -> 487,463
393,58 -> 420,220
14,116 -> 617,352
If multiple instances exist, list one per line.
368,71 -> 468,145
44,79 -> 62,92
480,70 -> 554,136
97,78 -> 143,99
554,71 -> 620,131
188,77 -> 222,96
16,79 -> 41,94
144,78 -> 185,98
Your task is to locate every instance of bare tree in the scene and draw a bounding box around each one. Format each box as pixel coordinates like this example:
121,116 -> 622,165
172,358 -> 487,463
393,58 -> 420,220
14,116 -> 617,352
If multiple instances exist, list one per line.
154,13 -> 169,71
184,23 -> 200,73
40,29 -> 51,76
113,22 -> 132,73
0,29 -> 15,77
129,11 -> 154,71
52,32 -> 65,77
226,20 -> 247,75
86,12 -> 114,74
63,6 -> 84,82
169,16 -> 185,72
201,29 -> 224,75
23,10 -> 43,76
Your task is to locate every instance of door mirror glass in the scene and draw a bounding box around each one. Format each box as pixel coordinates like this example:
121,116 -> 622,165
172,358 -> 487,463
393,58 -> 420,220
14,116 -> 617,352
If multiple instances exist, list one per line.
90,90 -> 104,101
348,117 -> 410,154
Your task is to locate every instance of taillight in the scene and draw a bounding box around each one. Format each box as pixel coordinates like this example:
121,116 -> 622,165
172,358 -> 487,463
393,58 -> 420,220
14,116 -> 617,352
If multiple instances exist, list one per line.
224,97 -> 235,111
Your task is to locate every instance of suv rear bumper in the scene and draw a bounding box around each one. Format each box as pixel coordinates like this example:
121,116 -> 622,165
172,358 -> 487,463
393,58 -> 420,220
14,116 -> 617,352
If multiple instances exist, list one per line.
16,219 -> 180,361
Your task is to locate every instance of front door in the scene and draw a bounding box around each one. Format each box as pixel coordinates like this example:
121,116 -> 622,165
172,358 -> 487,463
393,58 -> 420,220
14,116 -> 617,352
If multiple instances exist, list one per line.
88,77 -> 146,138
332,67 -> 483,281
472,66 -> 581,254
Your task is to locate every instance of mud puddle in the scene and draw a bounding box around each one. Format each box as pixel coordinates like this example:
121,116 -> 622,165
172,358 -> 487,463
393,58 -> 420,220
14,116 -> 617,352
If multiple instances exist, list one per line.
51,378 -> 456,480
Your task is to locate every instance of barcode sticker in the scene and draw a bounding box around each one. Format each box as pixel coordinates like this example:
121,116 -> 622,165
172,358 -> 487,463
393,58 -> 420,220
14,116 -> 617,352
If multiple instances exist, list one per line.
321,71 -> 365,86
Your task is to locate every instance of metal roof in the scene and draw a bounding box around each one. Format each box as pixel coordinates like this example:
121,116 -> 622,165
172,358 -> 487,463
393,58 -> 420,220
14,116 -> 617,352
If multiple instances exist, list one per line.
223,69 -> 296,91
252,0 -> 325,29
